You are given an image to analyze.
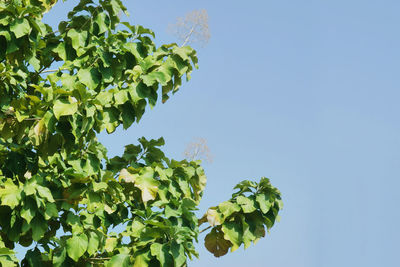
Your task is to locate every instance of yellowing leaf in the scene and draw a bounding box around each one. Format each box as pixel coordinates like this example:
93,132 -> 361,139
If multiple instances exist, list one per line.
119,168 -> 135,183
206,208 -> 222,227
105,237 -> 118,252
133,168 -> 159,202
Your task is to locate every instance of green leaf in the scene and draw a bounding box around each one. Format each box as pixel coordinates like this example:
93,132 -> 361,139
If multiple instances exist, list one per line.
102,108 -> 119,133
0,248 -> 15,255
54,42 -> 67,61
37,185 -> 55,202
105,237 -> 118,252
93,182 -> 108,192
256,193 -> 272,214
150,243 -> 173,266
114,90 -> 129,105
218,201 -> 241,219
107,254 -> 130,267
133,252 -> 150,267
142,71 -> 169,86
31,215 -> 47,241
236,195 -> 257,213
77,68 -> 101,90
171,241 -> 186,266
67,29 -> 88,56
21,199 -> 36,224
44,203 -> 58,220
221,221 -> 243,252
23,180 -> 37,196
204,228 -> 232,257
28,56 -> 41,72
121,102 -> 136,129
96,91 -> 113,106
94,12 -> 109,34
66,234 -> 88,262
53,247 -> 66,267
87,232 -> 100,255
53,99 -> 78,120
10,18 -> 31,38
0,180 -> 21,208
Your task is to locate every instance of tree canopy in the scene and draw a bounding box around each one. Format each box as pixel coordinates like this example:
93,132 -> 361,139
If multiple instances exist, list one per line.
0,0 -> 282,266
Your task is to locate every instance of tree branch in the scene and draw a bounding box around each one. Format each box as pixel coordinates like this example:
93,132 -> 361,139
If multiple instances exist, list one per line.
199,226 -> 212,234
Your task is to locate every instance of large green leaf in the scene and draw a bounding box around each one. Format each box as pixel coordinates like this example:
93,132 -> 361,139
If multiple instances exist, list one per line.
236,195 -> 257,213
150,243 -> 173,266
171,241 -> 186,267
31,215 -> 47,241
53,99 -> 78,120
67,29 -> 88,56
66,234 -> 88,262
107,254 -> 130,267
218,201 -> 240,219
256,193 -> 272,214
77,68 -> 101,90
221,221 -> 243,252
0,180 -> 21,208
94,12 -> 109,34
86,231 -> 100,255
10,18 -> 31,38
133,252 -> 150,267
36,185 -> 55,202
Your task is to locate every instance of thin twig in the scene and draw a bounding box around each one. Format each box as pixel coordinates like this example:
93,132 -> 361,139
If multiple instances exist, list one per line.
181,26 -> 195,47
199,226 -> 212,234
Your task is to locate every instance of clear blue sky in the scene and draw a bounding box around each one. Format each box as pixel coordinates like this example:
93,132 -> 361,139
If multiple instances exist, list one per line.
43,1 -> 400,266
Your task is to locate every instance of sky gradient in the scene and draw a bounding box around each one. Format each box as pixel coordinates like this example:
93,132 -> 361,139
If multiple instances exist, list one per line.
43,1 -> 400,266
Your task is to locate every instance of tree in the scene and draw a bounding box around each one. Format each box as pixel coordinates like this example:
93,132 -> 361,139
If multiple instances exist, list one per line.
0,0 -> 282,266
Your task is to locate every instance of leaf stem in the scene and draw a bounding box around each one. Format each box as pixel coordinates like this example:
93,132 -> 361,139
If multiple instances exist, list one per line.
41,68 -> 67,74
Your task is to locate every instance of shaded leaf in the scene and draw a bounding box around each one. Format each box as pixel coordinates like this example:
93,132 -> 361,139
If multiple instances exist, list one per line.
204,228 -> 231,257
31,215 -> 47,241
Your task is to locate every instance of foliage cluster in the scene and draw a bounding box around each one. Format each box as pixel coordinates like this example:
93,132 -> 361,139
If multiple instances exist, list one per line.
0,0 -> 282,266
